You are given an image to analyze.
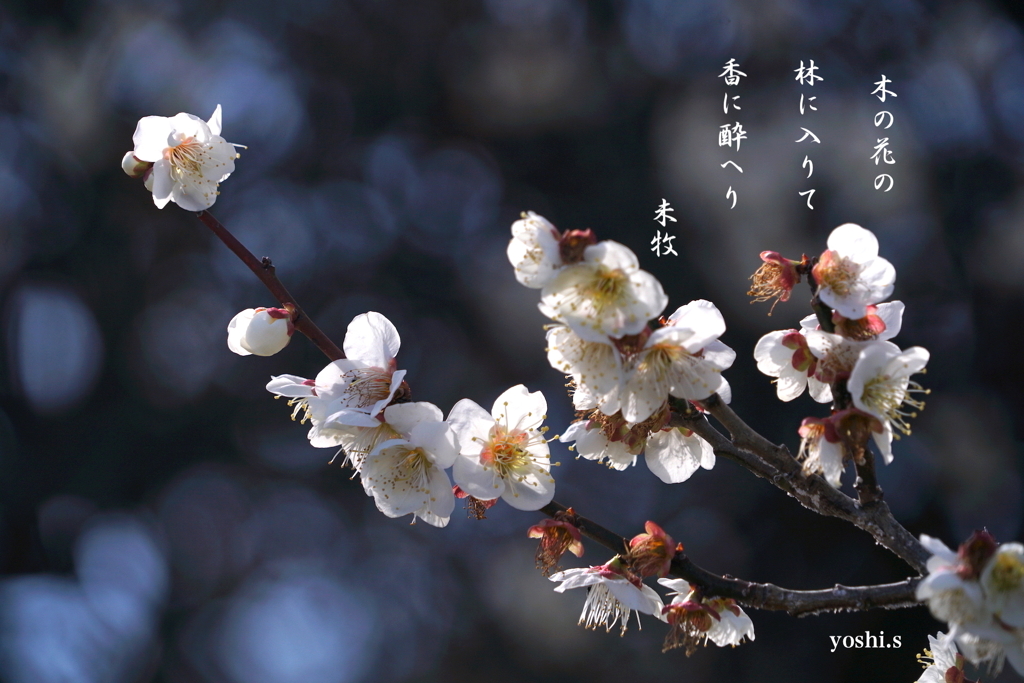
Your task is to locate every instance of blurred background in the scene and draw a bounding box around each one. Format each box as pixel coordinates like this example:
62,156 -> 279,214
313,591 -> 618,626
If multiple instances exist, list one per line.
1,0 -> 1023,680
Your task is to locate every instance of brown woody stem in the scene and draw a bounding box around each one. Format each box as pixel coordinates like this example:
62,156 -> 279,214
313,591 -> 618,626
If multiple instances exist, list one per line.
540,501 -> 920,615
196,210 -> 344,361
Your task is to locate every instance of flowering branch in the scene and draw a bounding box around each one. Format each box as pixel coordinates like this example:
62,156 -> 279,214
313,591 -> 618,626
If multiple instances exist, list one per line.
674,397 -> 929,574
196,210 -> 345,361
540,500 -> 920,616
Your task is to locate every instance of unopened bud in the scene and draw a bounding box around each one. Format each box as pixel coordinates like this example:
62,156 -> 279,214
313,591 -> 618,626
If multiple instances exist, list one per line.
227,307 -> 294,357
627,521 -> 677,578
121,151 -> 153,179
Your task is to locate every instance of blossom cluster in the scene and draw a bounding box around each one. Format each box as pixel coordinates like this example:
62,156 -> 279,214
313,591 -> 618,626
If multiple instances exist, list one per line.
507,212 -> 728,485
752,223 -> 929,487
917,531 -> 1024,676
264,312 -> 556,527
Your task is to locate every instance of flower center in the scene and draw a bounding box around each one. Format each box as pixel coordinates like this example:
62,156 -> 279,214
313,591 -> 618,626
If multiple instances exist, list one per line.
482,427 -> 532,476
817,251 -> 859,297
861,374 -> 927,436
344,367 -> 394,408
989,552 -> 1024,593
164,137 -> 209,176
576,266 -> 629,315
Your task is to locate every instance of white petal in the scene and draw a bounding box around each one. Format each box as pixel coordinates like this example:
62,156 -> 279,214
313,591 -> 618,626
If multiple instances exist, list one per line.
645,429 -> 714,483
665,299 -> 726,353
447,398 -> 494,456
875,300 -> 905,340
753,330 -> 792,376
343,312 -> 400,367
452,450 -> 504,500
383,401 -> 443,437
410,419 -> 460,469
132,116 -> 174,161
149,159 -> 174,209
227,309 -> 256,355
266,374 -> 315,397
207,104 -> 223,137
491,384 -> 546,428
827,223 -> 879,260
501,464 -> 555,510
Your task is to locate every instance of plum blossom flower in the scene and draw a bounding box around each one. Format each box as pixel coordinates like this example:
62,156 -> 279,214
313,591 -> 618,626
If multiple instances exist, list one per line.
917,534 -> 992,626
507,212 -> 564,288
754,328 -> 831,403
528,517 -> 584,576
658,579 -> 754,654
802,302 -> 905,388
539,240 -> 667,342
227,307 -> 293,356
846,342 -> 929,461
550,557 -> 664,635
797,416 -> 846,487
546,324 -> 623,415
130,105 -> 240,211
916,632 -> 971,683
619,300 -> 735,424
359,402 -> 458,527
747,250 -> 803,311
448,385 -> 555,511
627,521 -> 678,578
980,543 -> 1024,629
811,223 -> 896,319
559,418 -> 637,471
267,312 -> 407,455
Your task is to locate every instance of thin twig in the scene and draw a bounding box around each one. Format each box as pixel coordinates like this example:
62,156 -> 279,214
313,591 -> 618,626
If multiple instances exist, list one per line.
683,398 -> 928,573
540,501 -> 921,615
196,210 -> 345,361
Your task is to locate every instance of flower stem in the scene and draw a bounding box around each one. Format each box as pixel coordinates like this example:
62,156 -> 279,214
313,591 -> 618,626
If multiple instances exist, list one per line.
196,210 -> 345,361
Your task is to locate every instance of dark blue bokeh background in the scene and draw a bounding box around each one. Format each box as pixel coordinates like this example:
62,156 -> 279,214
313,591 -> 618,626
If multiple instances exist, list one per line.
1,0 -> 1023,680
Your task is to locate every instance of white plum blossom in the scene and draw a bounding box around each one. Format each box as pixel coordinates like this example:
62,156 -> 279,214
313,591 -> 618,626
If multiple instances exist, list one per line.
130,105 -> 240,211
560,419 -> 714,484
550,559 -> 665,635
812,223 -> 896,319
507,212 -> 564,288
317,311 -> 408,424
753,327 -> 831,403
448,385 -> 555,511
620,300 -> 735,424
916,535 -> 988,625
916,632 -> 962,683
227,307 -> 293,356
546,324 -> 623,415
847,342 -> 929,462
267,312 -> 407,454
980,543 -> 1024,629
658,578 -> 754,652
359,402 -> 459,527
539,240 -> 667,341
560,419 -> 637,471
797,418 -> 846,487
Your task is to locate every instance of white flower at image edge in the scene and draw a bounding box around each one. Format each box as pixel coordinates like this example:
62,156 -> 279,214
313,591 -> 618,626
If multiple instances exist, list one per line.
812,223 -> 896,319
916,632 -> 961,683
448,385 -> 555,511
227,307 -> 293,356
132,105 -> 240,211
359,402 -> 458,527
915,535 -> 987,625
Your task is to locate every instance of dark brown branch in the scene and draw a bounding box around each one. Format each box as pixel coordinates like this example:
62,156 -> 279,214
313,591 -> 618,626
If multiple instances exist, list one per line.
540,501 -> 921,616
683,397 -> 929,574
196,210 -> 344,361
